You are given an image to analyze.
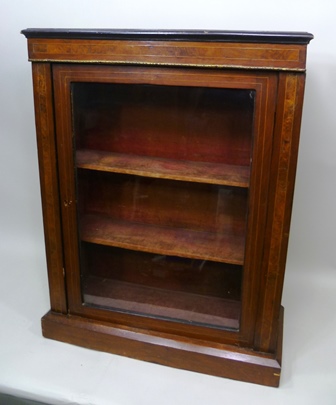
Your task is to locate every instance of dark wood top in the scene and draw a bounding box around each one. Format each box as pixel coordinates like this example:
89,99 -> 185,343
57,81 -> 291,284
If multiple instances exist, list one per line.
21,28 -> 313,44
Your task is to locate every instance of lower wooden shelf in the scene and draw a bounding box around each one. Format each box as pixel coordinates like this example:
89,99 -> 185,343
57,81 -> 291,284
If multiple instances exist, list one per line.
41,307 -> 283,387
83,275 -> 240,329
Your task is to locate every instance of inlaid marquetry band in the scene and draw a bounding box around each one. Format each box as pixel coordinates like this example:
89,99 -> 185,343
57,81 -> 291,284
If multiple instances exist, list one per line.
28,59 -> 307,72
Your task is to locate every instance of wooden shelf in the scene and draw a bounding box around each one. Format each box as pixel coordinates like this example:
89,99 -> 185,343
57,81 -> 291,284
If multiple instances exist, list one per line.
76,149 -> 250,188
83,276 -> 240,329
81,243 -> 242,301
81,214 -> 245,266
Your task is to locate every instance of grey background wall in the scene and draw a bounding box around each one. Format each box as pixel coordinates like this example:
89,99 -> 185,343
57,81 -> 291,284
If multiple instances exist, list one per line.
1,1 -> 335,404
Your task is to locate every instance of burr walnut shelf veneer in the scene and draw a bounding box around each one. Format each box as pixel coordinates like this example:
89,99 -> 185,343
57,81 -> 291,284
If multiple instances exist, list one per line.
22,29 -> 313,387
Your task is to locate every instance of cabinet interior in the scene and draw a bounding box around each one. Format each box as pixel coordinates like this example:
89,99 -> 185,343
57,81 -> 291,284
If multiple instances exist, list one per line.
72,82 -> 254,330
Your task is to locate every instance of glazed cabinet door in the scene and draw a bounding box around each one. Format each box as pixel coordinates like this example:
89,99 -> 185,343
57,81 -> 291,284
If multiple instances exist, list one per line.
52,64 -> 277,347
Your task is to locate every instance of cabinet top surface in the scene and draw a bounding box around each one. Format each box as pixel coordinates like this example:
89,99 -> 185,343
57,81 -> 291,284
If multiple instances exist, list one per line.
21,28 -> 313,44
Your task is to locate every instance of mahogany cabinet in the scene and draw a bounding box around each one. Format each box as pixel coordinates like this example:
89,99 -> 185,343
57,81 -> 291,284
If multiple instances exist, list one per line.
22,29 -> 313,387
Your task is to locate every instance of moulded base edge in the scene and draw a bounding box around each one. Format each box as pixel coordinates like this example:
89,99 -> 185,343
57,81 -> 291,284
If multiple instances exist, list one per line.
41,307 -> 283,387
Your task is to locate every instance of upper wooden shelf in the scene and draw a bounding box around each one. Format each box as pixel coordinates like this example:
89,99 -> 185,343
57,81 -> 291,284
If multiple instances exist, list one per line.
76,149 -> 250,188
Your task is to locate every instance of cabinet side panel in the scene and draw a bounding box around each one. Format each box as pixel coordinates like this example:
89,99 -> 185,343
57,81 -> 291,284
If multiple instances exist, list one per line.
254,73 -> 306,352
32,63 -> 67,314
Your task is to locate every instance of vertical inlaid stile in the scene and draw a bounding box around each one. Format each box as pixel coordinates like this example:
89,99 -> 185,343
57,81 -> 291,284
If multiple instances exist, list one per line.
32,63 -> 67,313
254,73 -> 306,353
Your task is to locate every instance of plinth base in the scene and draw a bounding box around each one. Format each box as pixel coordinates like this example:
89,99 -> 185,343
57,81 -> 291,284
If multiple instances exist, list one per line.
42,307 -> 283,387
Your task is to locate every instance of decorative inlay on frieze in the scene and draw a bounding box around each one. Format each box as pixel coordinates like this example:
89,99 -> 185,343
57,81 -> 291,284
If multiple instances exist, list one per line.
28,39 -> 306,70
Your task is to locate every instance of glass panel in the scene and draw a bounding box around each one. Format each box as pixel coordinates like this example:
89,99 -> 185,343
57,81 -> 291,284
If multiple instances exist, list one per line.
72,82 -> 255,330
